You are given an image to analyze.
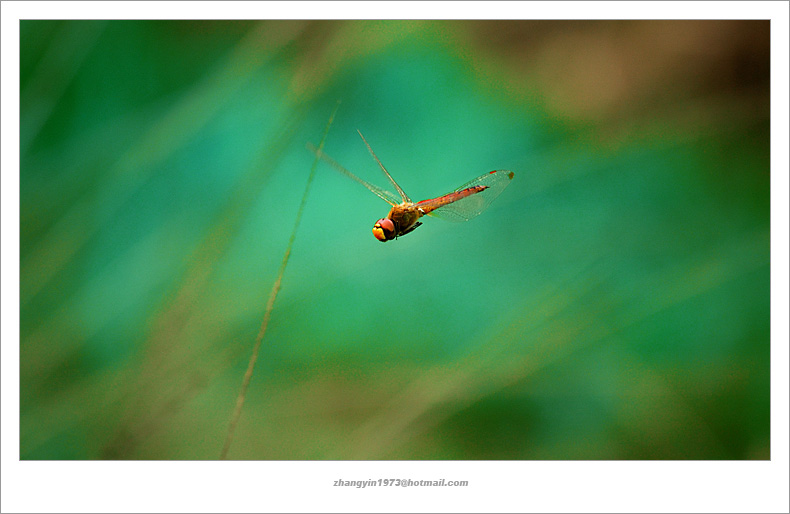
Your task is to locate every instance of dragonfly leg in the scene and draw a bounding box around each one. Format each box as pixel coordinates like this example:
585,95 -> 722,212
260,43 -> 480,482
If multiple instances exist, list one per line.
399,222 -> 423,237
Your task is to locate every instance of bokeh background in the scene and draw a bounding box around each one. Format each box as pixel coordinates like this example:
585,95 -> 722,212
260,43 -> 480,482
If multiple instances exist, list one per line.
20,20 -> 769,459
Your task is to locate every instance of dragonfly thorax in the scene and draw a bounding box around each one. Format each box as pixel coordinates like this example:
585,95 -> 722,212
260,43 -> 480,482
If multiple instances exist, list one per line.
372,204 -> 424,242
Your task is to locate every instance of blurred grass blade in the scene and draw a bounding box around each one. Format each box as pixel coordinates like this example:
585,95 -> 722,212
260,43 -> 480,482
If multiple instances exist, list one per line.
20,21 -> 309,307
220,101 -> 340,460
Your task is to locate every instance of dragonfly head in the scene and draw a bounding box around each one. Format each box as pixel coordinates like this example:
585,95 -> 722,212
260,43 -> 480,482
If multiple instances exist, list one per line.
372,218 -> 395,242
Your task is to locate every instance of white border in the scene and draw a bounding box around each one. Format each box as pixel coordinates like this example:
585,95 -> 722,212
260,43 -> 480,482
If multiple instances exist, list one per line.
0,0 -> 786,21
3,2 -> 788,513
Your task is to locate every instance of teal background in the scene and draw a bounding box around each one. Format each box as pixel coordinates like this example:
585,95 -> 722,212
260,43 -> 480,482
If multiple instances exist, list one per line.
20,20 -> 769,459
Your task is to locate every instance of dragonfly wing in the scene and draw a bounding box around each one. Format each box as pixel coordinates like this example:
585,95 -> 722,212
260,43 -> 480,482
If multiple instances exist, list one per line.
425,170 -> 514,222
357,130 -> 412,203
307,143 -> 401,206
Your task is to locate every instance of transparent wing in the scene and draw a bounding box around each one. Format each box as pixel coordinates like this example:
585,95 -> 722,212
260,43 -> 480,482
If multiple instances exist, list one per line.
357,130 -> 411,203
422,170 -> 514,222
307,143 -> 401,207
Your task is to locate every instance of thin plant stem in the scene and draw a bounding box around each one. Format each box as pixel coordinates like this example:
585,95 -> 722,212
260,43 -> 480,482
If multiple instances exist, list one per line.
220,101 -> 340,459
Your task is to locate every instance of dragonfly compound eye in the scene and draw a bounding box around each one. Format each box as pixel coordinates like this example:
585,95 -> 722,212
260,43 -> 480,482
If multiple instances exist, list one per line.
372,218 -> 395,242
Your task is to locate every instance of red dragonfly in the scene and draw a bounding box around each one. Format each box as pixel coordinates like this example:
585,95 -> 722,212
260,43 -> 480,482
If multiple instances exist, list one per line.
310,131 -> 514,242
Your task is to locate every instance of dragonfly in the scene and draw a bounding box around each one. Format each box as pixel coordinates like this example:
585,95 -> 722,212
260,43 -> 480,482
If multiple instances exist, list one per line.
309,131 -> 514,242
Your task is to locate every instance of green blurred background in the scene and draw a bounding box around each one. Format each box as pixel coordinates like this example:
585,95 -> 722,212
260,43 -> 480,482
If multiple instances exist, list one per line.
20,20 -> 769,459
